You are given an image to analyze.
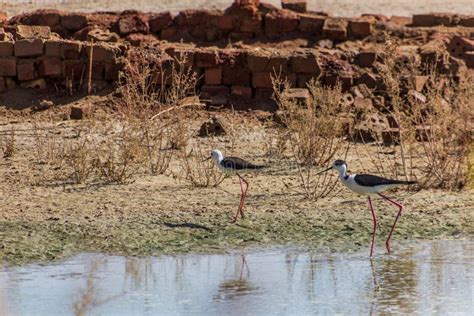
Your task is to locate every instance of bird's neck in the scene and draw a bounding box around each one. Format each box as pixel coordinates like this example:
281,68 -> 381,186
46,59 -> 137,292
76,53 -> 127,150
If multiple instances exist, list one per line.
337,167 -> 348,179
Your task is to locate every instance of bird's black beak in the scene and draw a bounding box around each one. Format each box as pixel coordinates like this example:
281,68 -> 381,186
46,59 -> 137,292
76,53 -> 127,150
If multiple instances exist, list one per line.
315,166 -> 333,175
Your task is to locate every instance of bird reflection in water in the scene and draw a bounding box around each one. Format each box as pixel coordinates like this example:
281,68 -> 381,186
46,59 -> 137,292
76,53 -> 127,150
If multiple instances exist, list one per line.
214,253 -> 258,301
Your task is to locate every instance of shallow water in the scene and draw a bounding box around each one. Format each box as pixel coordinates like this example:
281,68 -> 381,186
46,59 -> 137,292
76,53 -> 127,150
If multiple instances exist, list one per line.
1,240 -> 473,315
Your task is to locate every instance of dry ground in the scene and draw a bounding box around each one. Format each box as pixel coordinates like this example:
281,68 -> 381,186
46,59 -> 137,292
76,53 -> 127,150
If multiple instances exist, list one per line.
2,0 -> 474,17
0,100 -> 472,265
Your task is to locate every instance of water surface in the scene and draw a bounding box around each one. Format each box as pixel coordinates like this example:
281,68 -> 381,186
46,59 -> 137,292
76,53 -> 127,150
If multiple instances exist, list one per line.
1,240 -> 473,315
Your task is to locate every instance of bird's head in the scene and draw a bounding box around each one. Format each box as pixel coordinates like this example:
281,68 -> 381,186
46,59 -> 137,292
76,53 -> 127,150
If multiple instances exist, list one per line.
316,159 -> 347,175
209,149 -> 223,163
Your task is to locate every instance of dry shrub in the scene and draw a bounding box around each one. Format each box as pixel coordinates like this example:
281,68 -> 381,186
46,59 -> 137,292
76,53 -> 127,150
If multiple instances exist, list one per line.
0,128 -> 16,158
178,137 -> 228,187
411,79 -> 472,189
272,75 -> 348,199
63,137 -> 96,184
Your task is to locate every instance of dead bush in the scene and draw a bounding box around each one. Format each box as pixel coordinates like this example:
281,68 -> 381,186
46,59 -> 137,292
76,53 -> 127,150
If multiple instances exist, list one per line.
0,128 -> 16,158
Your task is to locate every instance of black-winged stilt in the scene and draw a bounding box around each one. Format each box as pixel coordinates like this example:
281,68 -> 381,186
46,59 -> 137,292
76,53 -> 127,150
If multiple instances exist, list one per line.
316,159 -> 416,256
208,149 -> 265,223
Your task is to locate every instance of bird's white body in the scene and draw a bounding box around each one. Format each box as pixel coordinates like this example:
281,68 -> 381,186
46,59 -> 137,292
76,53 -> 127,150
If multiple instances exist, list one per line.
338,173 -> 401,195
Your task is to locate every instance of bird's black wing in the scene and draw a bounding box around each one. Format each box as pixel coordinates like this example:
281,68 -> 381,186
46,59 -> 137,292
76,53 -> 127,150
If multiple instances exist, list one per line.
221,157 -> 264,170
354,174 -> 416,187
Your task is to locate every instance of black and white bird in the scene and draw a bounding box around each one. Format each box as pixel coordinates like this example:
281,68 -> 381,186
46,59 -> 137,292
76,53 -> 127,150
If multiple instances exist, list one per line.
317,160 -> 416,256
209,149 -> 265,223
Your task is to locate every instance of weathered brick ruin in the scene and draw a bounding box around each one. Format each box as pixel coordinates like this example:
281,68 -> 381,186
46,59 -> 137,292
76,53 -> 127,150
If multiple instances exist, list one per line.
0,0 -> 473,113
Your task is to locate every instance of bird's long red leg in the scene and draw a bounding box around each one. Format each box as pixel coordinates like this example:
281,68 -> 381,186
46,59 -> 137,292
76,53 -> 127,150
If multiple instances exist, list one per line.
377,192 -> 404,255
368,196 -> 377,257
238,174 -> 249,220
231,175 -> 245,223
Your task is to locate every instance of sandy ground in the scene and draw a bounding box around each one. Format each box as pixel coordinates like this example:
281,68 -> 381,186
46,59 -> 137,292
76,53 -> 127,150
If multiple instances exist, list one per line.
0,103 -> 472,265
1,0 -> 474,17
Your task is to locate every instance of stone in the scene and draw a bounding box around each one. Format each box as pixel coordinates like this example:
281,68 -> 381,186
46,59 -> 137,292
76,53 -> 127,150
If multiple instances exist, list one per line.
87,28 -> 120,43
149,12 -> 173,33
38,57 -> 62,76
356,72 -> 379,89
465,51 -> 474,68
0,41 -> 14,57
15,25 -> 51,40
204,68 -> 222,85
61,13 -> 87,31
459,16 -> 474,27
213,15 -> 234,31
14,39 -> 44,57
0,58 -> 16,76
447,36 -> 474,59
198,117 -> 227,137
414,75 -> 429,92
85,43 -> 120,63
70,105 -> 91,120
407,90 -> 427,104
17,59 -> 36,81
281,0 -> 307,13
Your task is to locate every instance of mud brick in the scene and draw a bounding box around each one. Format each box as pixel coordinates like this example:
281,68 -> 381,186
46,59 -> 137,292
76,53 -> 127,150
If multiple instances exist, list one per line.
61,13 -> 87,31
200,85 -> 230,105
465,51 -> 474,68
87,61 -> 105,80
298,14 -> 325,34
70,105 -> 91,120
412,14 -> 452,26
0,41 -> 13,57
264,9 -> 300,38
149,11 -> 173,33
325,72 -> 353,91
118,15 -> 149,36
382,128 -> 401,145
204,68 -> 222,85
60,41 -> 82,59
176,9 -> 208,26
296,74 -> 314,88
0,57 -> 17,76
15,25 -> 51,40
160,27 -> 178,40
37,57 -> 62,76
255,88 -> 273,100
247,53 -> 288,72
27,10 -> 61,27
323,18 -> 348,41
44,40 -> 61,57
222,67 -> 251,85
104,60 -> 123,81
195,50 -> 219,68
239,18 -> 262,34
62,59 -> 85,80
447,36 -> 474,59
291,53 -> 321,74
252,72 -> 273,88
459,16 -> 474,27
356,72 -> 379,89
231,85 -> 252,98
355,51 -> 377,68
348,19 -> 373,38
282,88 -> 311,106
17,59 -> 36,81
85,43 -> 119,63
0,77 -> 5,93
213,15 -> 234,31
389,16 -> 412,26
282,0 -> 307,13
14,39 -> 44,57
353,97 -> 374,112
